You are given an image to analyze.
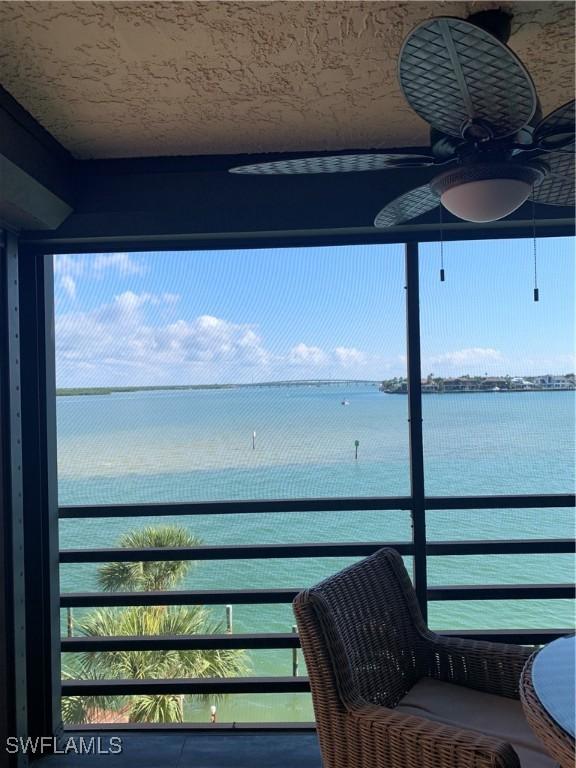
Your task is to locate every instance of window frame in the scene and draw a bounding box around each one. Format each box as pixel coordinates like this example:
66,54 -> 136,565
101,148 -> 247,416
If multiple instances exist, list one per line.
11,236 -> 575,736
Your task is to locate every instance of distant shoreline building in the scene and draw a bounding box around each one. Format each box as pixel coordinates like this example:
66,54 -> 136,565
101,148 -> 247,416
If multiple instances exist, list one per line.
380,373 -> 575,394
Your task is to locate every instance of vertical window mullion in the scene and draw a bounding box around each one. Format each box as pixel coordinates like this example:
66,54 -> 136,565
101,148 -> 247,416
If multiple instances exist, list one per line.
0,230 -> 28,757
405,242 -> 428,620
19,252 -> 62,740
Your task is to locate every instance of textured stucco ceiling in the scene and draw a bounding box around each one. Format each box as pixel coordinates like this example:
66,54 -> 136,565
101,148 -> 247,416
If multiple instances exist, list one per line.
0,1 -> 574,160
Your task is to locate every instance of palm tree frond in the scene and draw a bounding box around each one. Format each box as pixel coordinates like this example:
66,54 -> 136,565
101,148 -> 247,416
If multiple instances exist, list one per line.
96,525 -> 202,592
128,694 -> 184,723
61,666 -> 126,724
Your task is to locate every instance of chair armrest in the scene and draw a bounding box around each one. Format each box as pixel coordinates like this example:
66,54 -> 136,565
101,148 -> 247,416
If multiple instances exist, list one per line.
350,705 -> 521,768
424,632 -> 532,699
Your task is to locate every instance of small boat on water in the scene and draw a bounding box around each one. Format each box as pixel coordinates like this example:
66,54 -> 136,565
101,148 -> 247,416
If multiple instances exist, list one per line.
341,399 -> 350,406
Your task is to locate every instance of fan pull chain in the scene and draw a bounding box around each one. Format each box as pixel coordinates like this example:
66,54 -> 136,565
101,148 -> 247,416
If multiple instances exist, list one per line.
532,199 -> 539,302
439,205 -> 445,282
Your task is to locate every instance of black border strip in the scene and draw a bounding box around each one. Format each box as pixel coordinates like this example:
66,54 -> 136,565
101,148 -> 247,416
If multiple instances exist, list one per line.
58,538 -> 574,564
59,583 -> 575,608
58,493 -> 575,519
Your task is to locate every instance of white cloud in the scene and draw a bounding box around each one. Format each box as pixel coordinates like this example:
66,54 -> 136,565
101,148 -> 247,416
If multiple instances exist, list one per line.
54,254 -> 148,311
55,289 -> 396,385
115,291 -> 156,310
92,253 -> 147,276
54,254 -> 84,277
53,253 -> 147,294
427,347 -> 503,367
54,255 -> 83,299
289,343 -> 328,365
334,346 -> 366,367
56,296 -> 271,386
155,315 -> 269,366
60,275 -> 76,300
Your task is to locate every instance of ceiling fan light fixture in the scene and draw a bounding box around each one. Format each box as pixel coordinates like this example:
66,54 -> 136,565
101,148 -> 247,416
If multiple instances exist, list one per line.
441,178 -> 532,223
431,164 -> 544,223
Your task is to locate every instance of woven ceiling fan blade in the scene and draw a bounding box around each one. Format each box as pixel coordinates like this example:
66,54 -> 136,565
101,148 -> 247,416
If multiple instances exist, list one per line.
374,185 -> 439,228
229,153 -> 434,175
399,17 -> 537,139
534,100 -> 575,149
530,147 -> 575,207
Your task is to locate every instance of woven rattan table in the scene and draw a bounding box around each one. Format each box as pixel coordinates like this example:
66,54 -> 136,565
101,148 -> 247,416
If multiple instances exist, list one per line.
520,635 -> 575,768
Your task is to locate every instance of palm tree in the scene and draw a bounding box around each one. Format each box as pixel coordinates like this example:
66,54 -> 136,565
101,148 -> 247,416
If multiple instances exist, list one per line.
63,525 -> 248,724
97,525 -> 202,592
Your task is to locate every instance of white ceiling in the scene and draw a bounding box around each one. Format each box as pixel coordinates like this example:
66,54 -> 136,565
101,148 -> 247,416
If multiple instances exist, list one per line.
0,1 -> 573,159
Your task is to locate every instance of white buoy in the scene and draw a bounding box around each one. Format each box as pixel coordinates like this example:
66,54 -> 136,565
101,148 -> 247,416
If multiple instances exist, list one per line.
252,431 -> 256,450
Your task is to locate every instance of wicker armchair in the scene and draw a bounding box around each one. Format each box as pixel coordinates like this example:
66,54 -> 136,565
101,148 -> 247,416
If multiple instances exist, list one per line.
293,548 -> 555,768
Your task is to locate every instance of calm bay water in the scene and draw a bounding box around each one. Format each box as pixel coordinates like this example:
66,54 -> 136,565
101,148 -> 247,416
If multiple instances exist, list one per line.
57,385 -> 575,722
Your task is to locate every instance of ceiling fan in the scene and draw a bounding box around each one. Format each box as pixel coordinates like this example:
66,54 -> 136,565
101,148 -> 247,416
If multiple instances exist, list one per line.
228,10 -> 575,228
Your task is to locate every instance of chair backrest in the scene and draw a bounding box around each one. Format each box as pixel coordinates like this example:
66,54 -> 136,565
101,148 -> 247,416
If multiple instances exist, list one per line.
294,548 -> 430,710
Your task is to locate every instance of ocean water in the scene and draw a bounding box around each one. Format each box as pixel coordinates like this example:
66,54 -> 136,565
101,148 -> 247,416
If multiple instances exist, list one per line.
57,385 -> 575,722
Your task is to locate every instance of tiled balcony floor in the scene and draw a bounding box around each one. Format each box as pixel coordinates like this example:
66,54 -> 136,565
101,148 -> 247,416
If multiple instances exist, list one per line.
38,732 -> 322,768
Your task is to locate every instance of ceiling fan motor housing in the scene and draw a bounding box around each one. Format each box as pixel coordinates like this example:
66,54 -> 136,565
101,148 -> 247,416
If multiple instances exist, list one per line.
430,163 -> 544,222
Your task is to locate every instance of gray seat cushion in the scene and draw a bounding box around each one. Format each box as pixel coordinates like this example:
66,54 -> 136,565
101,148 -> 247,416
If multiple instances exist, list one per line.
397,677 -> 557,768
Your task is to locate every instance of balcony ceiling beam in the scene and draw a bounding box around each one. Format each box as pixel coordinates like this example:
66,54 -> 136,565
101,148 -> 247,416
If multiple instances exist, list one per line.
14,149 -> 575,249
0,86 -> 75,231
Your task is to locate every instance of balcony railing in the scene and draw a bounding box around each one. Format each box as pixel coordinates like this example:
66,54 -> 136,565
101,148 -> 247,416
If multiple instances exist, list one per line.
58,492 -> 575,729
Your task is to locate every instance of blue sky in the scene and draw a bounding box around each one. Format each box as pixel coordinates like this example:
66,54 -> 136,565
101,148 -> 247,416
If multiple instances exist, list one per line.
53,237 -> 574,387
